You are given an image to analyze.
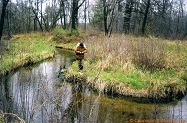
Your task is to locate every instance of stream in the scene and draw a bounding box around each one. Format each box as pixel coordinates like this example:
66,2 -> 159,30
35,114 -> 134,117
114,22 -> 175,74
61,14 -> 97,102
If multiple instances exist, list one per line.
0,48 -> 187,123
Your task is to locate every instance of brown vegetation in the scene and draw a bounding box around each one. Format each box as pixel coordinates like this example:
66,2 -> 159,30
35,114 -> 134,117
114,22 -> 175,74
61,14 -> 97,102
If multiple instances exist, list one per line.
67,34 -> 187,100
86,34 -> 167,71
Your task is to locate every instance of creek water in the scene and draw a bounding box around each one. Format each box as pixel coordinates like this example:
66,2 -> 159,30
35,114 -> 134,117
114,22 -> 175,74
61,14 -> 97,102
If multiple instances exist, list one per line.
0,49 -> 187,123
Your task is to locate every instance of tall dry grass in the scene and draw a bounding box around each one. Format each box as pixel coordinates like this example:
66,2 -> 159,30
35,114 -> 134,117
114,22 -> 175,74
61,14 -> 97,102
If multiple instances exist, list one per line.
69,34 -> 187,98
85,34 -> 166,72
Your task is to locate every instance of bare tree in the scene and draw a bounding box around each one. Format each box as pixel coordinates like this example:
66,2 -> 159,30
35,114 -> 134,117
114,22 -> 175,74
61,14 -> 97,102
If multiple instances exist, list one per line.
61,0 -> 67,29
31,6 -> 44,31
141,0 -> 151,35
84,0 -> 87,30
123,0 -> 135,33
71,0 -> 85,30
103,0 -> 118,36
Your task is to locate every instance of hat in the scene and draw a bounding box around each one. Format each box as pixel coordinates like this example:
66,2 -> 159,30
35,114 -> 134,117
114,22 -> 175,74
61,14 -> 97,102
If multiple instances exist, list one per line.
79,42 -> 84,47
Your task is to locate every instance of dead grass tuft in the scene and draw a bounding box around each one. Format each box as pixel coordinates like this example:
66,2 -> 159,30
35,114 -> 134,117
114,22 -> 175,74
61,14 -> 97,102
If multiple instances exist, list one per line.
86,34 -> 167,72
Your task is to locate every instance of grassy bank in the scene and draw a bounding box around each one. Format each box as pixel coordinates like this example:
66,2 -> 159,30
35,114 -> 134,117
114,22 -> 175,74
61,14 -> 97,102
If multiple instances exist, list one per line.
0,27 -> 87,75
67,34 -> 187,100
0,32 -> 55,75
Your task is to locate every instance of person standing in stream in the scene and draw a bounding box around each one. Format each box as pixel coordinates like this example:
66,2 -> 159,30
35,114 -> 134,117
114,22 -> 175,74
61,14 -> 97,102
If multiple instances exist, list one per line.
74,42 -> 88,70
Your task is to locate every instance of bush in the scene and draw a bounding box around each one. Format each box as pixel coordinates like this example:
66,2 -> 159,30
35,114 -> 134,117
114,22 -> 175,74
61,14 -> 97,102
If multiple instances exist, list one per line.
53,26 -> 67,35
70,29 -> 79,36
52,27 -> 81,43
86,35 -> 166,72
132,39 -> 166,71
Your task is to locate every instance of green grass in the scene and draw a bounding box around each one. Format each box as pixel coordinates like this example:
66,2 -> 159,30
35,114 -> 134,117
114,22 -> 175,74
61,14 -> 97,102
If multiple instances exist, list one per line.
0,118 -> 4,123
69,61 -> 149,89
181,71 -> 187,82
0,32 -> 55,75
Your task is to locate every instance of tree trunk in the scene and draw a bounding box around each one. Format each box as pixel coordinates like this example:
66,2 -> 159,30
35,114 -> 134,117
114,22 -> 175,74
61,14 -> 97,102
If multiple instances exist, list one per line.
141,0 -> 151,35
71,0 -> 85,31
6,9 -> 10,37
62,1 -> 66,29
123,0 -> 134,33
27,0 -> 31,32
103,0 -> 109,36
0,0 -> 9,42
31,7 -> 43,31
84,0 -> 87,30
71,0 -> 79,30
40,0 -> 43,30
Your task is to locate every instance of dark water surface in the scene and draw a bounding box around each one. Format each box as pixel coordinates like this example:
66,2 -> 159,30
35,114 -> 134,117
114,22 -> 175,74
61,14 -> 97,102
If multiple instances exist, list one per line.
0,49 -> 187,123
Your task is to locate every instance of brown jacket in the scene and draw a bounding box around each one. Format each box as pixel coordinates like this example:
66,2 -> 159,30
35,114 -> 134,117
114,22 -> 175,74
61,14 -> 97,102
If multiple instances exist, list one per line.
74,43 -> 88,60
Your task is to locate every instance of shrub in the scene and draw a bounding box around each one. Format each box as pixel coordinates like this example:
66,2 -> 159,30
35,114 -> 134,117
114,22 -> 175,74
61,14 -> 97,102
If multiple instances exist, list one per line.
52,27 -> 82,43
131,39 -> 166,71
53,26 -> 67,35
70,29 -> 79,36
86,35 -> 166,72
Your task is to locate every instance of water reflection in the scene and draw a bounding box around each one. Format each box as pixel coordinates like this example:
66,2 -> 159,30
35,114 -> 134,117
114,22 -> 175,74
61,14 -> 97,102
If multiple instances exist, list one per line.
0,49 -> 187,123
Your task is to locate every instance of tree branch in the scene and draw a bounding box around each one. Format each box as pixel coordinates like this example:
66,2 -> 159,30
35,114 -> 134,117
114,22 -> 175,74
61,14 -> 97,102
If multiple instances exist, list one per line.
78,0 -> 86,9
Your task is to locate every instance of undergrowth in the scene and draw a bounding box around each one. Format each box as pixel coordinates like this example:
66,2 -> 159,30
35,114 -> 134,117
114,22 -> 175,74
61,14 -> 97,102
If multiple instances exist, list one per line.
52,26 -> 83,44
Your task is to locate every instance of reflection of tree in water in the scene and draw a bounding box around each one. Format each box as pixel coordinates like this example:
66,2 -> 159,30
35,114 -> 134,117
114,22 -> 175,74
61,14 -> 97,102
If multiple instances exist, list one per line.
64,83 -> 187,123
0,49 -> 76,123
1,73 -> 187,123
62,83 -> 101,123
0,74 -> 19,122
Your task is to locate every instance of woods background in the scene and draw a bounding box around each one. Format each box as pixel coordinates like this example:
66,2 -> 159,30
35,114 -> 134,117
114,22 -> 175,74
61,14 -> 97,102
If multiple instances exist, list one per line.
1,0 -> 187,40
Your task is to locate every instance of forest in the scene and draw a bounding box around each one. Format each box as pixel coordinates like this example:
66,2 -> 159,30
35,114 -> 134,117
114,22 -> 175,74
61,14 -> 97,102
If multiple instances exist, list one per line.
0,0 -> 187,40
